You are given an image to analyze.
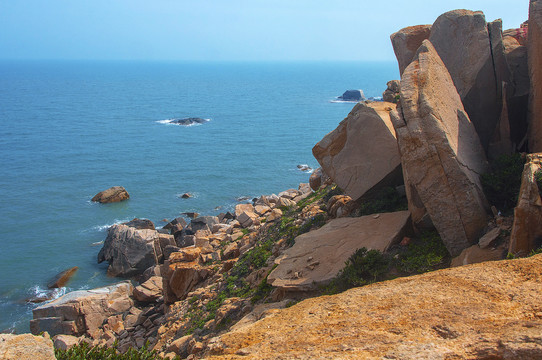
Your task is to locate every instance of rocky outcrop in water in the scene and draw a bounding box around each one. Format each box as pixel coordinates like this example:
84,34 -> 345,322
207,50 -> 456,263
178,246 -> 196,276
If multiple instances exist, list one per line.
337,89 -> 365,101
169,117 -> 209,126
91,186 -> 129,203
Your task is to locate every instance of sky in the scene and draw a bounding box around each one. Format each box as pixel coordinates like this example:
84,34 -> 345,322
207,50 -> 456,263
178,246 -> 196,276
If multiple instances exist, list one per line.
0,0 -> 530,61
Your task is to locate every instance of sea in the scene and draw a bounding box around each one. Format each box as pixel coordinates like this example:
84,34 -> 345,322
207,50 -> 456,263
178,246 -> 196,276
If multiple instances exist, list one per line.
0,60 -> 398,333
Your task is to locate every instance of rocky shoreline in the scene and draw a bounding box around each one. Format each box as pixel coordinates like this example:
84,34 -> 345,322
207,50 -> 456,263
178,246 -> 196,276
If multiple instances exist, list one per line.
8,3 -> 542,359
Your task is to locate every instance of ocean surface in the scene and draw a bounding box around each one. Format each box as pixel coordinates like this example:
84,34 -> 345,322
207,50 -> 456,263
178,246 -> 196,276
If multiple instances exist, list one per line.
0,60 -> 398,333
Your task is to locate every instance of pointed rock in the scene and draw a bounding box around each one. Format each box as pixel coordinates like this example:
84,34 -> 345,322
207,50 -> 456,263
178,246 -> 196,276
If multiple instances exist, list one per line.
391,25 -> 432,75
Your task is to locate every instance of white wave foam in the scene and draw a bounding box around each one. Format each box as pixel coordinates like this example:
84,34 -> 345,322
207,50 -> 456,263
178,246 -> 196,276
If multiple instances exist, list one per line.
84,217 -> 133,233
329,99 -> 359,103
91,240 -> 104,246
27,285 -> 66,304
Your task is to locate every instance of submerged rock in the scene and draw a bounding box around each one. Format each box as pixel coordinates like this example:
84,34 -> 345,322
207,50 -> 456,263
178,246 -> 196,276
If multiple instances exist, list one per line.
168,117 -> 209,126
47,266 -> 78,289
91,186 -> 129,204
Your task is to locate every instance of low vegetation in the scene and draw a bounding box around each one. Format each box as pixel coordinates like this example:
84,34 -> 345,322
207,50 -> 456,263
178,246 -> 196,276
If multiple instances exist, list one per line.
481,153 -> 526,214
357,186 -> 408,216
55,341 -> 178,360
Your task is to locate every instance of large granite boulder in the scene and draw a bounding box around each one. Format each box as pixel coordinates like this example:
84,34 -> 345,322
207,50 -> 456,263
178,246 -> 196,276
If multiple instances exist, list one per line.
529,0 -> 542,152
97,224 -> 160,277
162,255 -> 210,303
268,211 -> 410,293
509,153 -> 542,256
91,186 -> 129,203
0,334 -> 55,360
313,102 -> 402,201
394,40 -> 489,257
429,10 -> 500,151
30,282 -> 133,338
390,24 -> 431,75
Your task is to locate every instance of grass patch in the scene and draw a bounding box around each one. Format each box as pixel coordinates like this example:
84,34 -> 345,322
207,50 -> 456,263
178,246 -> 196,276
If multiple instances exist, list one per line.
396,230 -> 450,274
481,153 -> 526,214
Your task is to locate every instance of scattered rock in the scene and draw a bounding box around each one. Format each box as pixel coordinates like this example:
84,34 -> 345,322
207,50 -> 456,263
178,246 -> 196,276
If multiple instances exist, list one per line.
268,211 -> 410,293
47,266 -> 78,289
326,195 -> 354,218
180,193 -> 192,199
393,40 -> 489,256
0,333 -> 55,360
451,245 -> 505,267
122,218 -> 155,230
309,167 -> 331,191
313,101 -> 402,201
133,276 -> 163,303
337,90 -> 365,101
91,186 -> 129,204
478,227 -> 502,249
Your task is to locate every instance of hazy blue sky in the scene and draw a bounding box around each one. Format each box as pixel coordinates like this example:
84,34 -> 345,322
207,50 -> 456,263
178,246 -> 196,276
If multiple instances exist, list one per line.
0,0 -> 530,61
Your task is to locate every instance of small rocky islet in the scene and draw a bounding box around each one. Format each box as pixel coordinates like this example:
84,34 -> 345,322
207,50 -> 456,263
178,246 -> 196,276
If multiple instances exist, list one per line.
13,4 -> 542,359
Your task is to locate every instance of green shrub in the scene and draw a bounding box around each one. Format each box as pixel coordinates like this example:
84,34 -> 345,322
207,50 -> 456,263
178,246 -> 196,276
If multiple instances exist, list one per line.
481,153 -> 526,214
323,247 -> 391,294
396,230 -> 450,274
535,169 -> 542,198
54,341 -> 178,360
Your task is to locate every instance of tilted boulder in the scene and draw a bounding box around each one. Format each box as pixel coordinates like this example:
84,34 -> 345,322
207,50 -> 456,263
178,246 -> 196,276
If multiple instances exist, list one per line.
91,186 -> 129,203
313,102 -> 402,201
162,261 -> 210,303
509,153 -> 542,256
429,10 -> 500,150
30,282 -> 133,338
394,40 -> 489,257
0,334 -> 56,360
391,24 -> 432,75
529,0 -> 542,152
268,211 -> 410,293
97,224 -> 159,277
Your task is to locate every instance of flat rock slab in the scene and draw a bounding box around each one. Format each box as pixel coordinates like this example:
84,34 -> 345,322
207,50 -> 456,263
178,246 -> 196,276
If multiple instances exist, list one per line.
268,211 -> 410,292
212,255 -> 542,359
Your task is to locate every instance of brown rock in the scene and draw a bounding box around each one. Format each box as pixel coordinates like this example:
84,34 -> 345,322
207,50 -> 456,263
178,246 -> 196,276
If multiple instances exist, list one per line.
211,255 -> 542,359
163,262 -> 209,303
509,153 -> 542,256
122,218 -> 155,230
0,334 -> 55,360
268,211 -> 410,292
313,102 -> 402,201
308,167 -> 331,191
266,208 -> 283,222
97,225 -> 159,277
451,244 -> 505,267
530,0 -> 542,152
237,211 -> 259,228
394,40 -> 489,256
91,186 -> 129,203
504,35 -> 530,98
133,276 -> 163,303
382,80 -> 400,103
235,204 -> 254,217
429,10 -> 500,150
52,334 -> 79,351
390,24 -> 432,75
169,248 -> 201,263
47,266 -> 78,289
30,282 -> 133,337
223,242 -> 240,260
326,195 -> 353,218
277,197 -> 296,208
168,335 -> 193,357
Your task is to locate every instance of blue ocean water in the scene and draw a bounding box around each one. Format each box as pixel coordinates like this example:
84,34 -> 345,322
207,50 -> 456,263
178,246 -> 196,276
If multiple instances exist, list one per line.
0,60 -> 398,333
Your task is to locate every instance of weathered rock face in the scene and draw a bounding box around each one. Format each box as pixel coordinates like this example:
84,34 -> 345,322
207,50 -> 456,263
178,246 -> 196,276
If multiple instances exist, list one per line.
509,153 -> 542,256
91,186 -> 129,203
394,40 -> 489,257
163,261 -> 210,304
429,10 -> 500,150
390,24 -> 431,75
529,0 -> 542,152
312,102 -> 402,201
133,276 -> 163,303
47,266 -> 78,289
30,282 -> 133,338
211,255 -> 542,359
97,225 -> 159,277
337,89 -> 365,101
504,34 -> 530,98
382,80 -> 400,103
0,334 -> 56,360
268,211 -> 410,293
